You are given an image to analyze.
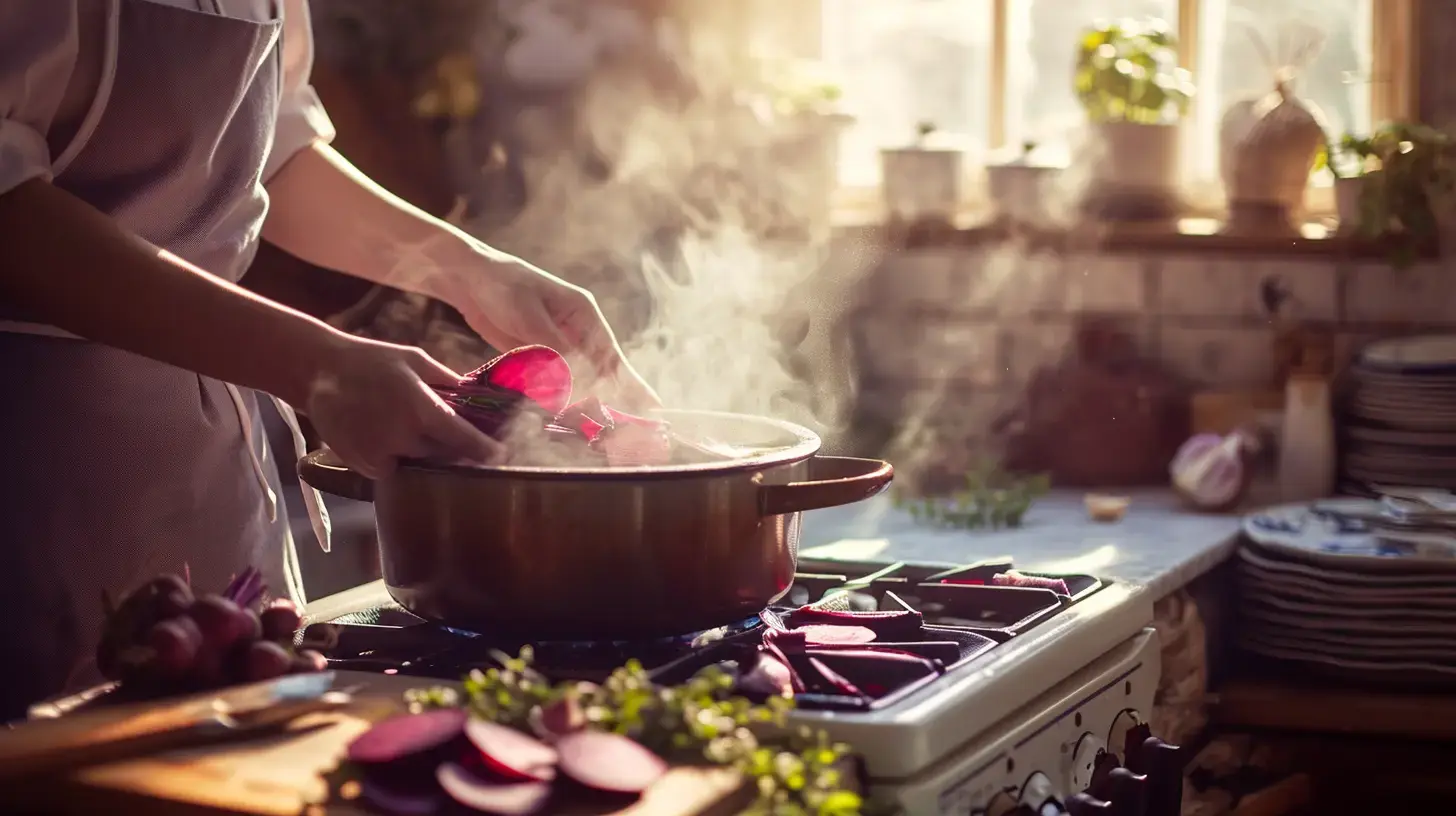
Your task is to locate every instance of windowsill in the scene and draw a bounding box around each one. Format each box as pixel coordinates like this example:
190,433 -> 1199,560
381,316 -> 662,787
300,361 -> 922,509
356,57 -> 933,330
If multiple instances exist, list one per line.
829,210 -> 1438,261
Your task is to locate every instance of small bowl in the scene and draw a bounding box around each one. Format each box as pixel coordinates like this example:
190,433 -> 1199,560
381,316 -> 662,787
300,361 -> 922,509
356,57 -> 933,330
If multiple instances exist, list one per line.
1085,494 -> 1130,523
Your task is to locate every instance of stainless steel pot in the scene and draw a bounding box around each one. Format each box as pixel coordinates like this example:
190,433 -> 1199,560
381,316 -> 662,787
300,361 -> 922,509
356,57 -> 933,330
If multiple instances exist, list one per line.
297,410 -> 892,639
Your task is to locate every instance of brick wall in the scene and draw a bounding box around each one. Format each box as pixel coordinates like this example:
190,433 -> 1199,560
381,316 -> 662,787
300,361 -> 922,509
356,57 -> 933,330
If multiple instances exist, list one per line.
836,235 -> 1456,471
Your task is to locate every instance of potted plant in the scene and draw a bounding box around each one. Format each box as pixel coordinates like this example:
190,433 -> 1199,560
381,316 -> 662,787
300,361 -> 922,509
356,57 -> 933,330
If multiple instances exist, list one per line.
755,58 -> 853,230
1073,18 -> 1194,221
1333,123 -> 1456,268
1325,132 -> 1377,233
880,121 -> 965,225
986,140 -> 1061,227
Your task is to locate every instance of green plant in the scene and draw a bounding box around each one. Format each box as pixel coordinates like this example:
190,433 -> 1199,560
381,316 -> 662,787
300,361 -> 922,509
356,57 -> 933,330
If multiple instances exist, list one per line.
403,648 -> 873,815
1334,123 -> 1456,268
1021,140 -> 1038,157
891,460 -> 1051,530
1073,18 -> 1194,125
762,58 -> 844,118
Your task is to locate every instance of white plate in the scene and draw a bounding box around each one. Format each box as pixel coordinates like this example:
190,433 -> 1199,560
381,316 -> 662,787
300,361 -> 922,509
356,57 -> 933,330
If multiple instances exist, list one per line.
1240,568 -> 1456,606
1242,588 -> 1456,621
1360,335 -> 1456,374
1241,504 -> 1456,570
1239,544 -> 1456,585
1238,633 -> 1456,675
1345,424 -> 1456,446
1241,603 -> 1456,639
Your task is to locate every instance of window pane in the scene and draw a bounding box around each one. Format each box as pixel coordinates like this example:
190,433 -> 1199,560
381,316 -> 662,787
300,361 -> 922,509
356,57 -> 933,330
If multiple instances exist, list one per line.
821,0 -> 993,187
1192,0 -> 1373,181
1005,0 -> 1178,156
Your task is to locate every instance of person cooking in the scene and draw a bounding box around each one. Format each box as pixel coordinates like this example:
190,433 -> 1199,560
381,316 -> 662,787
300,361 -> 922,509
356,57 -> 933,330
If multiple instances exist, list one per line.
0,0 -> 656,718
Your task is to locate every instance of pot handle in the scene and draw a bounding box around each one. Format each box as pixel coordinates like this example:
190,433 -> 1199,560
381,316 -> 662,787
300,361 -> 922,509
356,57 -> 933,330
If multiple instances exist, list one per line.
297,449 -> 375,503
757,456 -> 894,516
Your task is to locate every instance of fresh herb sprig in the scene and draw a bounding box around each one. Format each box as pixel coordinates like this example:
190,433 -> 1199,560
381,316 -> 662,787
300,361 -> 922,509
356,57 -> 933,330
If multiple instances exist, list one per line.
404,647 -> 870,816
892,460 -> 1050,531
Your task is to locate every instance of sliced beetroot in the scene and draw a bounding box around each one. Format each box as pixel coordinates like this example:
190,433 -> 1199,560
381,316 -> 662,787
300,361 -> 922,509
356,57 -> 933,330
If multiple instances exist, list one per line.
991,571 -> 1070,595
557,397 -> 611,441
470,345 -> 573,416
737,650 -> 797,698
436,763 -> 552,815
464,719 -> 559,782
554,730 -> 667,795
598,423 -> 671,466
347,708 -> 469,765
358,777 -> 445,816
788,607 -> 924,639
796,624 -> 877,646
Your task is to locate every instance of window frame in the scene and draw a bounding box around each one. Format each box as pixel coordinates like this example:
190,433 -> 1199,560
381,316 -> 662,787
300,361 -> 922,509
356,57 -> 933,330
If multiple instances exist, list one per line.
797,0 -> 1420,222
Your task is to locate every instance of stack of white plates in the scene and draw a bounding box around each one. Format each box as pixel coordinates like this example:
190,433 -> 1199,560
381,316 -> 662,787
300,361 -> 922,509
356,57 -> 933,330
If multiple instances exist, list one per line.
1342,335 -> 1456,491
1238,498 -> 1456,686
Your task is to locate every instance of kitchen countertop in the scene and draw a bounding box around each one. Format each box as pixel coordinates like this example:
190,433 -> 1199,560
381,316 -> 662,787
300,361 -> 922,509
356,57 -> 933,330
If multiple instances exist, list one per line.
303,488 -> 1250,624
795,488 -> 1248,598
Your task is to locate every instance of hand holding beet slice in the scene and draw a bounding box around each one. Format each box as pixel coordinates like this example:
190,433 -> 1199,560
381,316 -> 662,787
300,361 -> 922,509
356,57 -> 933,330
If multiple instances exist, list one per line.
464,719 -> 559,782
554,730 -> 667,795
465,345 -> 573,416
437,763 -> 552,815
348,708 -> 469,766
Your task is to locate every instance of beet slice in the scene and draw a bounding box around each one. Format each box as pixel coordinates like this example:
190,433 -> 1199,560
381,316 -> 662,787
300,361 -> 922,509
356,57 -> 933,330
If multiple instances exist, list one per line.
464,719 -> 559,782
347,709 -> 468,765
554,730 -> 668,794
738,650 -> 797,697
470,345 -> 573,416
358,778 -> 445,816
807,656 -> 867,699
796,624 -> 877,646
436,763 -> 552,815
788,607 -> 924,639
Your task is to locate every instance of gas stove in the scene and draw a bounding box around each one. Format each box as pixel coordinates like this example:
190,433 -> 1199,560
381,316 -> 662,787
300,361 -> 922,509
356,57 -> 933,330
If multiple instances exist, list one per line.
305,558 -> 1179,815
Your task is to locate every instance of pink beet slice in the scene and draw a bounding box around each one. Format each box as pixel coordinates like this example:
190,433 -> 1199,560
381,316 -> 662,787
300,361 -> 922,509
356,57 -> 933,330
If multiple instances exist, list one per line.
347,708 -> 468,765
555,730 -> 667,794
464,719 -> 559,782
473,345 -> 573,416
436,763 -> 552,815
796,624 -> 877,646
358,778 -> 445,816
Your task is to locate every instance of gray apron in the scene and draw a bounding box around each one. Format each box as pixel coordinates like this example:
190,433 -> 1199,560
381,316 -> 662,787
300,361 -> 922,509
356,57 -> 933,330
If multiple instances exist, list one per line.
0,0 -> 329,718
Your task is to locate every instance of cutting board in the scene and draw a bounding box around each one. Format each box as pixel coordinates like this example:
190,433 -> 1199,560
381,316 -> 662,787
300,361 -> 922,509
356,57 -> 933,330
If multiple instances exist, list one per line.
7,694 -> 747,816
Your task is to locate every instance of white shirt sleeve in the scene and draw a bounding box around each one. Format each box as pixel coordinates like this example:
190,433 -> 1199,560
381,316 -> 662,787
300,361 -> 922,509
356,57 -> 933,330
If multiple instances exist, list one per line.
263,0 -> 336,183
0,3 -> 79,195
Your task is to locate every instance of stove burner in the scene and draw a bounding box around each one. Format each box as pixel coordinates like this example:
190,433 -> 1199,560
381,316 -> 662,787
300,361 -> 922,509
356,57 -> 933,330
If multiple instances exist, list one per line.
307,559 -> 1107,711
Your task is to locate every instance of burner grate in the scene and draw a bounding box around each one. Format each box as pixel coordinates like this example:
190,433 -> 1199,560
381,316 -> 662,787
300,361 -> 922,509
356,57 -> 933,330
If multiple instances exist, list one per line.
309,559 -> 1107,709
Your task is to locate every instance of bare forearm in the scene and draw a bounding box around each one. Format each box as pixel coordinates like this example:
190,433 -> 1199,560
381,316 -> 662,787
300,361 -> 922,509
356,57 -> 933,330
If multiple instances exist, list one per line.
262,143 -> 510,300
0,179 -> 344,405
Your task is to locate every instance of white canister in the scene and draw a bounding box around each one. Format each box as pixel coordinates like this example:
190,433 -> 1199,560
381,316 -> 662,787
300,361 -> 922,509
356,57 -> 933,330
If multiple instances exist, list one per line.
1277,374 -> 1336,502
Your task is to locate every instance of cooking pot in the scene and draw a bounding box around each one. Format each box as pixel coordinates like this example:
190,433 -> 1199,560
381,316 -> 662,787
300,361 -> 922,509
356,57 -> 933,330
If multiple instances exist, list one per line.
297,410 -> 892,640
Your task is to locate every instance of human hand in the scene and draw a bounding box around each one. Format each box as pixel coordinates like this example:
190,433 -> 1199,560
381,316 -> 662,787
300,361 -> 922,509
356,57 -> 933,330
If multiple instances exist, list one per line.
439,254 -> 660,410
303,335 -> 503,479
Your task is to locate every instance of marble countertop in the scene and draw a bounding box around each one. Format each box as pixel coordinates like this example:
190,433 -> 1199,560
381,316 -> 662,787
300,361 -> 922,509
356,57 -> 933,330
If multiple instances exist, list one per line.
795,488 -> 1246,597
302,488 -> 1252,622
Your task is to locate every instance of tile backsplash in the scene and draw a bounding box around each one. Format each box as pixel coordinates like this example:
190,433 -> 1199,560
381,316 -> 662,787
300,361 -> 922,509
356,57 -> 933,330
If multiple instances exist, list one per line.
840,236 -> 1456,466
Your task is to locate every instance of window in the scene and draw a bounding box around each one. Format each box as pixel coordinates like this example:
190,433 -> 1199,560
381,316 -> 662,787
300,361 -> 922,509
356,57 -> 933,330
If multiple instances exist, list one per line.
805,0 -> 1416,215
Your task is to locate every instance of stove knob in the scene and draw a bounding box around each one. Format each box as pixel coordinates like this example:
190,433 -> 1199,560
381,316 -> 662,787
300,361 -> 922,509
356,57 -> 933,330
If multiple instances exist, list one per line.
1069,732 -> 1106,791
1086,750 -> 1121,798
1108,709 -> 1152,772
1139,737 -> 1184,816
1065,793 -> 1112,814
982,789 -> 1020,816
1102,767 -> 1148,816
1018,772 -> 1056,807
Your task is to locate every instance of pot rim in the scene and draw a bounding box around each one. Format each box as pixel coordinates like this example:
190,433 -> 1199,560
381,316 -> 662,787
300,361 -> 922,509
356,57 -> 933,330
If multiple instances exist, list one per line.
395,409 -> 823,481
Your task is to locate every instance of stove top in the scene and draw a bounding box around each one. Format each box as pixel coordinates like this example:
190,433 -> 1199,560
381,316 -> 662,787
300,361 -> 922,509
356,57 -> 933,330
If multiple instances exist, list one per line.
306,559 -> 1088,686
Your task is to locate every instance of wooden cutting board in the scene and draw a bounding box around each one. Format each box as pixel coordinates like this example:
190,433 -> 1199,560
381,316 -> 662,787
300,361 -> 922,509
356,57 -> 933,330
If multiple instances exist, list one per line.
7,695 -> 747,816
